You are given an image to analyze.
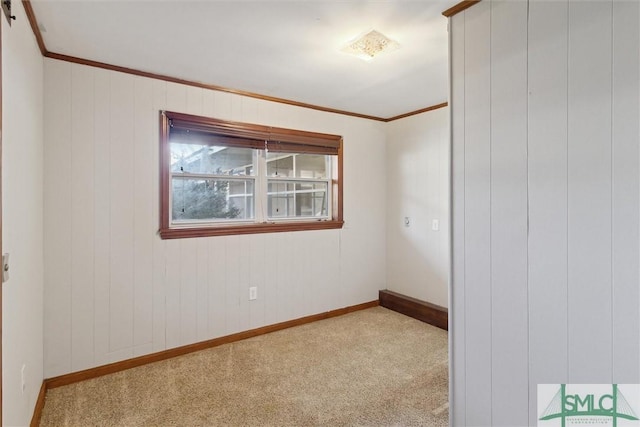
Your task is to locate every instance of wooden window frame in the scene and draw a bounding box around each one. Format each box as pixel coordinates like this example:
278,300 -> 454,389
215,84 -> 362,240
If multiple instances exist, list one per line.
159,111 -> 344,239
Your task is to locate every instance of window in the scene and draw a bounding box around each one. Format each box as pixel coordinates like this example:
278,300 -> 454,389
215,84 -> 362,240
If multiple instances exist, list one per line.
159,111 -> 343,239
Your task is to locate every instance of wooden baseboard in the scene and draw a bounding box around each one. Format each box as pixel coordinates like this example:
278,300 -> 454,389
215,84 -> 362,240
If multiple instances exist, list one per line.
42,300 -> 378,391
29,381 -> 47,427
30,300 -> 378,425
379,290 -> 448,330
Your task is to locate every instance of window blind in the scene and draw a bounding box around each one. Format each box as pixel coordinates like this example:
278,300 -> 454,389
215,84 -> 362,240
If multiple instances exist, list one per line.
164,111 -> 342,155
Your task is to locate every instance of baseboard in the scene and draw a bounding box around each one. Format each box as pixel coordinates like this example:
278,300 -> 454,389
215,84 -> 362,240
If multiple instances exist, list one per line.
41,300 -> 378,393
30,300 -> 378,425
29,381 -> 47,427
379,290 -> 448,330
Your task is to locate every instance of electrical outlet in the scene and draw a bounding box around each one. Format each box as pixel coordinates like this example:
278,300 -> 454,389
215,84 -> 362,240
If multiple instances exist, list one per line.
21,364 -> 26,394
249,286 -> 257,301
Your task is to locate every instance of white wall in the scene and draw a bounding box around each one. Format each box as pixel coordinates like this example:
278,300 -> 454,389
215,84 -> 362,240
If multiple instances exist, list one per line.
450,1 -> 640,425
385,108 -> 448,308
2,2 -> 45,426
43,59 -> 387,377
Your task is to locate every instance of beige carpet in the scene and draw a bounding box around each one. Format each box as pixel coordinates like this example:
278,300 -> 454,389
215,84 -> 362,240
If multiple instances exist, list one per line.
39,306 -> 449,426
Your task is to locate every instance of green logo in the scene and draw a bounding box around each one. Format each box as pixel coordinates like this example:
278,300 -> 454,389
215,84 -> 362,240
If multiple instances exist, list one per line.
539,384 -> 639,427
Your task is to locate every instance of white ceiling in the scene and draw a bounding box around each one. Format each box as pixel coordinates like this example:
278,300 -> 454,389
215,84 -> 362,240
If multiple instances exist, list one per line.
30,0 -> 457,119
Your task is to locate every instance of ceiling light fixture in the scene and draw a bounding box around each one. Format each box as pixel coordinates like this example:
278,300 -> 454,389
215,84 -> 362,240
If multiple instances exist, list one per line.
341,30 -> 400,61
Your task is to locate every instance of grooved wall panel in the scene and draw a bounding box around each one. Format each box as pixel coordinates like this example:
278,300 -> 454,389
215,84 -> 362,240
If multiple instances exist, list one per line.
196,238 -> 210,342
207,236 -> 227,339
43,59 -> 387,377
180,239 -> 198,346
151,80 -> 167,353
449,0 -> 640,424
108,72 -> 135,356
43,59 -> 72,376
462,2 -> 492,425
93,68 -> 112,367
132,77 -> 154,351
450,11 -> 466,426
488,2 -> 528,424
224,236 -> 242,334
527,2 -> 569,424
566,0 -> 613,383
70,64 -> 96,372
611,0 -> 640,383
248,234 -> 266,330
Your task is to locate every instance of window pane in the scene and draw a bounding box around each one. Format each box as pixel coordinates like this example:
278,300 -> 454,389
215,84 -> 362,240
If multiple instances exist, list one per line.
266,153 -> 329,179
172,177 -> 254,221
267,182 -> 294,217
170,143 -> 254,176
294,182 -> 328,217
295,154 -> 327,179
266,153 -> 293,177
267,181 -> 327,218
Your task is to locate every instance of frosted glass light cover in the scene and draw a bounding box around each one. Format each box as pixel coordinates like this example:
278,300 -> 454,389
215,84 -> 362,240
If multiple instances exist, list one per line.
341,30 -> 400,61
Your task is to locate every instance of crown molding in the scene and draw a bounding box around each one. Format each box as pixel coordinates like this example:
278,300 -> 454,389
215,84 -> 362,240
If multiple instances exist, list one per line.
23,0 -> 446,122
384,102 -> 448,122
442,0 -> 482,17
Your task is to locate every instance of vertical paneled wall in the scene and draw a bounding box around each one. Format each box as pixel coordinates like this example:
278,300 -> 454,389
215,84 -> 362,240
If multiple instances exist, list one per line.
450,1 -> 640,425
43,59 -> 387,378
385,108 -> 449,308
2,1 -> 44,425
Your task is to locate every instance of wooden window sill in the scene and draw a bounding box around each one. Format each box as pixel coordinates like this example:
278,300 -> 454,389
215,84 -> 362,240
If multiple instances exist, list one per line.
159,220 -> 344,239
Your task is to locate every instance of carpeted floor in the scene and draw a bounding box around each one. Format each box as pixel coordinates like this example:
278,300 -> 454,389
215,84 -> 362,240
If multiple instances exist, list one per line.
39,306 -> 449,426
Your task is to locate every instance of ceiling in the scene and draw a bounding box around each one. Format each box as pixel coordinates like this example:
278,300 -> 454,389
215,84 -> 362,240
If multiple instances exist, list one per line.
29,0 -> 457,120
